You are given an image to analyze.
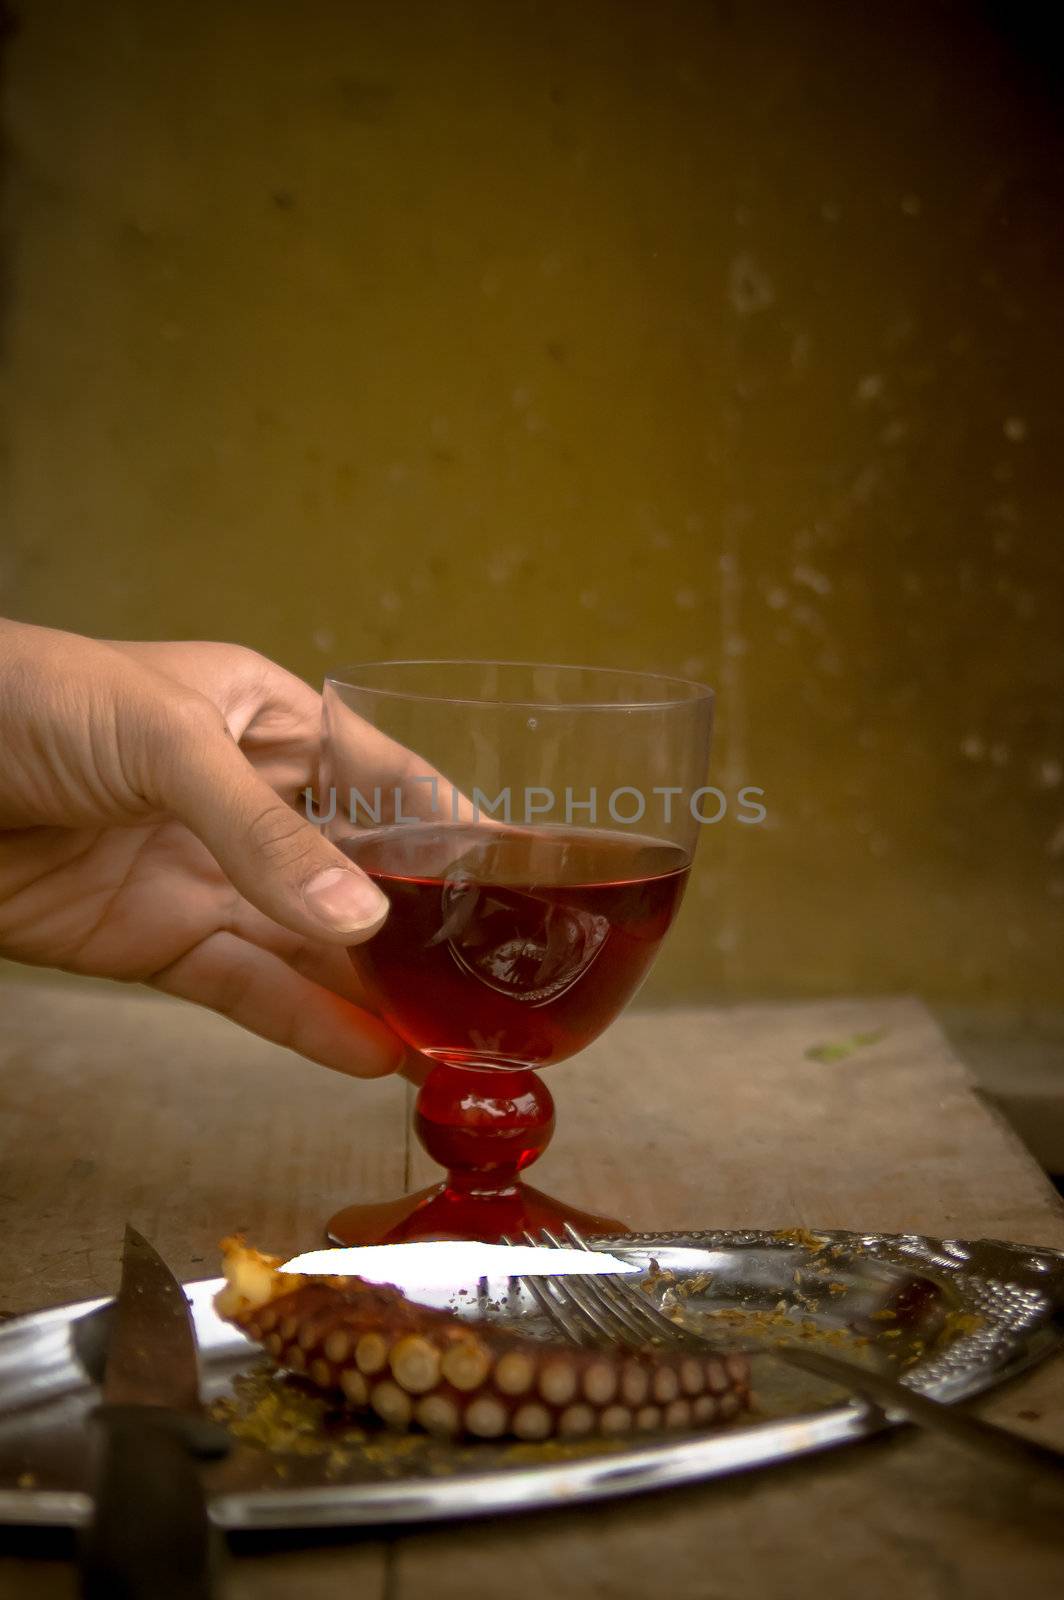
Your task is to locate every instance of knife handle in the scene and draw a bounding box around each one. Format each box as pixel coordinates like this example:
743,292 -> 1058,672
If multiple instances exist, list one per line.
80,1405 -> 224,1600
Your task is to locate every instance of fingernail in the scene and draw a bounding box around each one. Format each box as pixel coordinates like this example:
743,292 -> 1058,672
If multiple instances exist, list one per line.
303,867 -> 388,933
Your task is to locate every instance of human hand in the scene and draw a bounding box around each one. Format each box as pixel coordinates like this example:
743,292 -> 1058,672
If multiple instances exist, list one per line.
0,620 -> 403,1077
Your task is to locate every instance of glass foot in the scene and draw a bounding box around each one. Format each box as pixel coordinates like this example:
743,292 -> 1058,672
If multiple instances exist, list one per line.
326,1181 -> 629,1245
327,1060 -> 627,1244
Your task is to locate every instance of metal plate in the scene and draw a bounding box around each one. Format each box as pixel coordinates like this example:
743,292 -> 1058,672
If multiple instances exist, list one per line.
1,1229 -> 1061,1530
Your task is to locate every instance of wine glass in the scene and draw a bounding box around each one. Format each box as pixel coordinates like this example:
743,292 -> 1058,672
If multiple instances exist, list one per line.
319,660 -> 713,1245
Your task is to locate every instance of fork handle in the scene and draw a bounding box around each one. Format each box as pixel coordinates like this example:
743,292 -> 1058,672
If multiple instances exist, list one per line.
774,1347 -> 1064,1474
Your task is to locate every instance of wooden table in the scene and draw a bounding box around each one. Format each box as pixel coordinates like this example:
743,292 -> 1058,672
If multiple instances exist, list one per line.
1,976 -> 1063,1598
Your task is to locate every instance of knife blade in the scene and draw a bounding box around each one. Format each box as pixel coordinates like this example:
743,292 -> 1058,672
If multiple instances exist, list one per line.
102,1226 -> 205,1413
78,1225 -> 229,1600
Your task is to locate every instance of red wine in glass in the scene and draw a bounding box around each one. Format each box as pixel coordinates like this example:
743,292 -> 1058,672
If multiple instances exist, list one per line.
330,823 -> 690,1242
343,823 -> 689,1069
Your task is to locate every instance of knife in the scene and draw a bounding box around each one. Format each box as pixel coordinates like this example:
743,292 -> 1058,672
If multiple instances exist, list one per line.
78,1225 -> 230,1600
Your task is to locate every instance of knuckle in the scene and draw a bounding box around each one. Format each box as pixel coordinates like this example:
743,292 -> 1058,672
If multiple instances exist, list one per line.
158,687 -> 227,745
246,801 -> 317,871
123,683 -> 226,806
216,643 -> 275,698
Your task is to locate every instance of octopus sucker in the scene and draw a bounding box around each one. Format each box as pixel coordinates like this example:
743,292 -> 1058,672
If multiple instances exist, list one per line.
725,1353 -> 749,1386
465,1394 -> 508,1438
705,1358 -> 728,1395
416,1394 -> 461,1437
495,1351 -> 536,1396
356,1331 -> 389,1375
558,1403 -> 595,1438
651,1364 -> 680,1404
441,1337 -> 491,1392
539,1357 -> 578,1406
371,1379 -> 413,1428
340,1368 -> 368,1406
620,1359 -> 649,1407
215,1238 -> 752,1443
680,1358 -> 705,1396
582,1360 -> 617,1406
324,1329 -> 350,1365
512,1402 -> 553,1441
389,1335 -> 441,1394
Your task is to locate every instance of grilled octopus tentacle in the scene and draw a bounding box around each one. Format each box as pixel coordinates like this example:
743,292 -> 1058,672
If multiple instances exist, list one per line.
215,1239 -> 751,1441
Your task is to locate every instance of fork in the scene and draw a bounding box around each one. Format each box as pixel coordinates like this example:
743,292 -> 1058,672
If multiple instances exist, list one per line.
503,1225 -> 1064,1476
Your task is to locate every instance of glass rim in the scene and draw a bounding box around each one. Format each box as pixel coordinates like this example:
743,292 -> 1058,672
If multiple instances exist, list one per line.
323,658 -> 715,712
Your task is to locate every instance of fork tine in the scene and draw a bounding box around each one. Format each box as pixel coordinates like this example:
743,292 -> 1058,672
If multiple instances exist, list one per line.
562,1223 -> 707,1351
499,1234 -> 601,1346
527,1274 -> 600,1346
521,1231 -> 641,1349
535,1227 -> 658,1348
560,1224 -> 675,1343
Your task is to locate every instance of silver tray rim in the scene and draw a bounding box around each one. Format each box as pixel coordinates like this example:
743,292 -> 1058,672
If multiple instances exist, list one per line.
2,1226 -> 1062,1531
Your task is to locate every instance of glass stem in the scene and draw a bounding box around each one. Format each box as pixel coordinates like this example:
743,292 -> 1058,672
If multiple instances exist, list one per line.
413,1063 -> 555,1192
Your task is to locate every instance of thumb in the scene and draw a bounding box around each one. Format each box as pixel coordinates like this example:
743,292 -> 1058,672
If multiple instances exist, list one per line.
154,697 -> 389,944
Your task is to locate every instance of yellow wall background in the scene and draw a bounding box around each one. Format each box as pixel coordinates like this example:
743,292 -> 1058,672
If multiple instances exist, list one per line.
2,0 -> 1063,1006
